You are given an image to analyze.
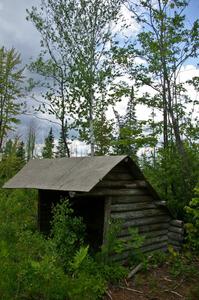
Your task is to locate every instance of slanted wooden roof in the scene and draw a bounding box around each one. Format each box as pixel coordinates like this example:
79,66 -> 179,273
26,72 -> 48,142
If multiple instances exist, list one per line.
4,155 -> 143,192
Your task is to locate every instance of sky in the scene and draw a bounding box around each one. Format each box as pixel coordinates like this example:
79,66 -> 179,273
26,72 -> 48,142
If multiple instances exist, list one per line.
0,0 -> 199,154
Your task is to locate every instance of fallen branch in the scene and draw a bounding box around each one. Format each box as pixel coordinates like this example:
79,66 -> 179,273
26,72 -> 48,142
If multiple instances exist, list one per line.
127,255 -> 152,279
164,289 -> 183,298
119,286 -> 143,294
105,290 -> 112,300
127,263 -> 143,279
163,276 -> 173,282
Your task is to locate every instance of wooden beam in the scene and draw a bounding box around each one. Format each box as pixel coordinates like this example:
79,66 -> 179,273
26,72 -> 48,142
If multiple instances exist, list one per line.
122,215 -> 171,228
103,197 -> 112,245
87,188 -> 148,196
104,173 -> 134,181
118,229 -> 168,240
119,223 -> 169,236
111,195 -> 154,204
111,202 -> 156,212
170,220 -> 183,228
169,226 -> 184,234
111,208 -> 168,220
168,232 -> 183,242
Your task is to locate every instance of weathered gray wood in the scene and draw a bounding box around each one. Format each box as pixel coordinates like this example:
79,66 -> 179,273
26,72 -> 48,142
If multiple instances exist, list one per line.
170,220 -> 183,228
139,223 -> 169,233
113,242 -> 168,261
168,232 -> 183,241
111,208 -> 167,220
88,188 -> 148,196
98,180 -> 147,188
122,215 -> 171,228
104,173 -> 134,181
141,241 -> 168,253
103,197 -> 112,244
111,195 -> 154,204
111,202 -> 156,212
127,263 -> 143,279
154,201 -> 166,206
118,229 -> 168,240
169,226 -> 184,234
168,239 -> 182,247
125,181 -> 147,188
143,235 -> 168,247
119,223 -> 169,236
124,235 -> 168,251
98,180 -> 134,188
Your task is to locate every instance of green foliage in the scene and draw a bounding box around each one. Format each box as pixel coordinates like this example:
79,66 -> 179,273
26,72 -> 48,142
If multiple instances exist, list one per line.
50,199 -> 86,269
69,245 -> 89,273
0,47 -> 24,152
148,250 -> 167,268
97,219 -> 145,270
16,141 -> 26,163
42,127 -> 54,158
0,141 -> 26,186
142,143 -> 199,219
56,127 -> 69,158
99,219 -> 125,264
27,0 -> 122,155
185,185 -> 199,252
127,227 -> 145,265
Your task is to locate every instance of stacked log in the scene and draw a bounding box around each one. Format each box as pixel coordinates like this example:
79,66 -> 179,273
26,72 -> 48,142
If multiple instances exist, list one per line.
168,220 -> 184,250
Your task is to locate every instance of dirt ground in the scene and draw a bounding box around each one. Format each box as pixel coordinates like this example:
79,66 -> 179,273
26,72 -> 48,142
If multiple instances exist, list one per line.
104,258 -> 199,300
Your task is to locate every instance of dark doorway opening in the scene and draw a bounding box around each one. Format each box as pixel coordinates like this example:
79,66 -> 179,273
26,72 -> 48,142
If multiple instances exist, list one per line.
71,196 -> 105,252
38,190 -> 105,252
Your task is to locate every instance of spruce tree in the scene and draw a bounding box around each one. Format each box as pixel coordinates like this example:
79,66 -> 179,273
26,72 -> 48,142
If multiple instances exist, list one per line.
42,128 -> 54,159
16,141 -> 26,163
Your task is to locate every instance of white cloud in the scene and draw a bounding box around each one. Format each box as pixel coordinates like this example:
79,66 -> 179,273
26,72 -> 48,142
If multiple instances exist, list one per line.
112,4 -> 140,39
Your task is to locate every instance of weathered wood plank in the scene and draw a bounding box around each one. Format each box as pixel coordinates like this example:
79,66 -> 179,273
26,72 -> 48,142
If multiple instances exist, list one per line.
84,188 -> 148,197
103,197 -> 112,244
168,239 -> 182,247
125,181 -> 147,188
119,223 -> 169,236
168,232 -> 183,241
154,201 -> 167,206
111,208 -> 167,220
104,173 -> 134,181
122,215 -> 171,228
170,220 -> 183,228
118,229 -> 168,240
111,202 -> 156,212
141,241 -> 168,253
124,235 -> 168,251
111,195 -> 154,204
98,180 -> 147,188
98,180 -> 134,188
113,241 -> 168,262
169,226 -> 184,234
139,223 -> 169,233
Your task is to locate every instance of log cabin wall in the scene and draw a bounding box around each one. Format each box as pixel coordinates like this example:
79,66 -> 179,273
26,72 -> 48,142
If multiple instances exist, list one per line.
168,220 -> 184,250
90,161 -> 173,259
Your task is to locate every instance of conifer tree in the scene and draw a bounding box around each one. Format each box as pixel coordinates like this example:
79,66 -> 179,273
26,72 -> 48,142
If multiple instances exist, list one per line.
16,141 -> 26,163
42,128 -> 54,159
56,128 -> 69,158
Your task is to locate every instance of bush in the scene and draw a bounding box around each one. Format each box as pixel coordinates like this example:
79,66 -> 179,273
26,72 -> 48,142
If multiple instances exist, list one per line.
50,199 -> 86,269
185,185 -> 199,252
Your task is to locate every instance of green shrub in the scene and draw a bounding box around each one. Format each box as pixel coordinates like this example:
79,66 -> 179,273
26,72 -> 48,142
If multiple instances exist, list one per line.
185,185 -> 199,252
50,199 -> 86,269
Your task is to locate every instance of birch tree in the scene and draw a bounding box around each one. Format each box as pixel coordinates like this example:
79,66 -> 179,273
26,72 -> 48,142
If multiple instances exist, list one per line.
27,0 -> 122,156
0,47 -> 24,152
